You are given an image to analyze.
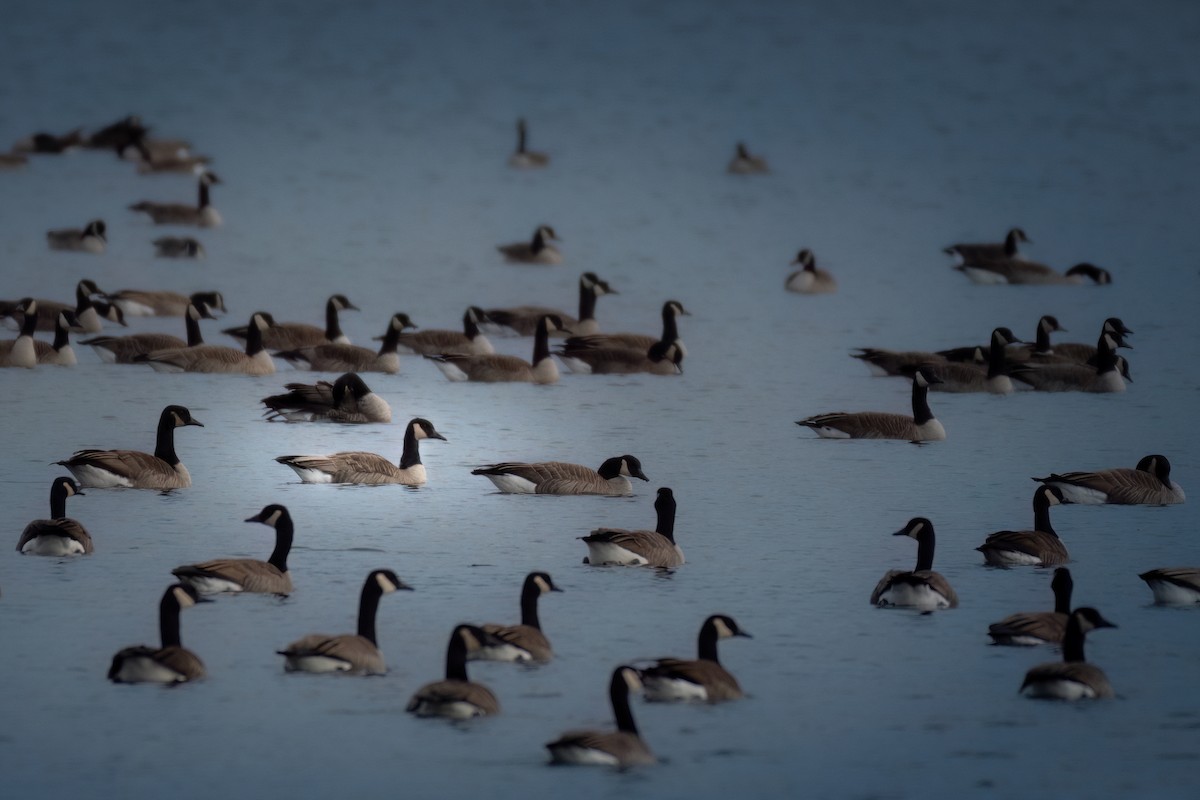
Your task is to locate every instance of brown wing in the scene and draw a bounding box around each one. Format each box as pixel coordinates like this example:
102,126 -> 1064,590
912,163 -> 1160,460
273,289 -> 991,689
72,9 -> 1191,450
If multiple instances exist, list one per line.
484,307 -> 576,335
988,611 -> 1068,644
447,354 -> 533,382
259,324 -> 328,350
396,329 -> 472,355
144,344 -> 247,372
280,633 -> 386,674
82,333 -> 188,363
643,657 -> 742,701
407,679 -> 500,714
480,623 -> 553,662
798,412 -> 917,440
61,449 -> 186,488
1139,567 -> 1200,590
582,529 -> 683,567
979,530 -> 1069,565
870,569 -> 907,604
1021,661 -> 1114,698
154,646 -> 207,680
1040,468 -> 1175,504
547,730 -> 655,765
283,343 -> 379,372
175,558 -> 292,594
17,518 -> 94,553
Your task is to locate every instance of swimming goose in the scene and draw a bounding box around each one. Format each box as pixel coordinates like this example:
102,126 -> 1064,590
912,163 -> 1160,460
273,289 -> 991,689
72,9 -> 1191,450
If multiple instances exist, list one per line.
129,170 -> 221,227
1020,608 -> 1116,700
937,315 -> 1065,365
3,279 -> 124,333
508,118 -> 550,168
851,327 -> 1021,379
785,249 -> 837,294
473,454 -> 648,495
1033,454 -> 1184,505
1009,344 -> 1130,393
943,227 -> 1029,266
262,372 -> 392,423
1138,567 -> 1200,605
1048,317 -> 1133,364
870,517 -> 959,610
275,417 -> 445,485
0,299 -> 41,368
107,289 -> 225,317
472,572 -> 563,664
152,236 -> 206,259
796,367 -> 945,441
86,115 -> 149,151
976,486 -> 1071,567
546,666 -> 655,767
582,486 -> 684,567
426,313 -> 567,383
406,625 -> 501,719
640,614 -> 751,703
29,309 -> 79,366
82,301 -> 214,363
955,259 -> 1112,286
13,128 -> 85,154
560,299 -> 688,355
556,338 -> 685,376
988,568 -> 1074,646
497,224 -> 562,265
482,272 -> 613,337
139,311 -> 275,374
46,219 -> 106,253
172,504 -> 295,595
225,294 -> 357,350
905,328 -> 1017,394
121,136 -> 211,174
727,141 -> 768,174
275,312 -> 413,374
278,569 -> 412,674
17,477 -> 92,556
107,584 -> 209,684
57,405 -> 203,489
394,307 -> 495,355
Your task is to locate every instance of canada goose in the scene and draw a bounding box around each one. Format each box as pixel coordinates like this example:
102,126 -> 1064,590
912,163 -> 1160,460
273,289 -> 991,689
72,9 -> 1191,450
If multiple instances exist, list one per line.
556,338 -> 685,376
46,219 -> 106,253
1049,317 -> 1133,364
473,454 -> 648,495
82,301 -> 214,363
13,128 -> 85,154
129,170 -> 221,227
1020,608 -> 1116,700
29,309 -> 79,366
582,487 -> 683,567
870,517 -> 959,610
426,313 -> 566,383
641,614 -> 751,703
107,584 -> 209,684
796,367 -> 945,442
393,307 -> 494,356
472,572 -> 562,663
57,405 -> 203,489
546,666 -> 654,767
86,115 -> 149,151
1138,567 -> 1200,605
278,569 -> 413,674
955,259 -> 1112,286
727,141 -> 768,174
107,289 -> 226,317
498,224 -> 562,265
988,568 -> 1074,646
508,118 -> 549,168
275,417 -> 445,485
17,477 -> 92,556
482,272 -> 613,337
153,236 -> 206,259
937,315 -> 1066,365
138,312 -> 275,375
560,299 -> 689,356
1010,340 -> 1130,393
0,299 -> 40,369
262,372 -> 392,423
406,624 -> 501,719
3,279 -> 124,333
225,294 -> 357,350
851,327 -> 1022,379
1033,454 -> 1185,505
905,328 -> 1017,394
785,249 -> 837,293
122,137 -> 211,174
976,486 -> 1071,567
275,312 -> 413,374
172,504 -> 295,595
943,227 -> 1029,266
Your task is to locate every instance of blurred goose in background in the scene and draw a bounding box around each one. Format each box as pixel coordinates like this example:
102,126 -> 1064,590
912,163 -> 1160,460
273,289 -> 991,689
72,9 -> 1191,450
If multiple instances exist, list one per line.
1020,608 -> 1116,700
153,236 -> 206,258
107,584 -> 208,684
275,312 -> 412,374
546,666 -> 654,767
582,487 -> 683,567
277,569 -> 412,674
427,313 -> 566,383
107,289 -> 225,317
497,224 -> 562,265
871,517 -> 958,610
796,366 -> 945,441
120,135 -> 211,174
2,279 -> 124,333
943,227 -> 1029,266
56,405 -> 203,489
473,454 -> 648,496
471,572 -> 562,664
482,272 -> 613,336
508,118 -> 549,168
225,294 -> 357,350
988,568 -> 1074,646
955,259 -> 1112,286
139,312 -> 275,374
727,141 -> 768,174
1009,335 -> 1130,393
406,625 -> 500,719
640,614 -> 751,703
903,328 -> 1018,394
32,308 -> 79,366
0,299 -> 42,368
1048,317 -> 1133,364
86,114 -> 150,151
172,504 -> 295,595
17,477 -> 92,556
977,486 -> 1071,567
1138,568 -> 1200,605
129,170 -> 221,227
1033,454 -> 1184,505
785,249 -> 837,294
394,307 -> 494,356
262,372 -> 391,423
83,301 -> 214,363
276,417 -> 445,485
13,128 -> 85,154
46,219 -> 106,253
851,327 -> 1021,378
937,315 -> 1065,365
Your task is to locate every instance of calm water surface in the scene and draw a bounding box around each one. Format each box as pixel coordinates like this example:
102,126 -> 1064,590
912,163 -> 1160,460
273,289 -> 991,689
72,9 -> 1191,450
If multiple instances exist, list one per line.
2,1 -> 1199,798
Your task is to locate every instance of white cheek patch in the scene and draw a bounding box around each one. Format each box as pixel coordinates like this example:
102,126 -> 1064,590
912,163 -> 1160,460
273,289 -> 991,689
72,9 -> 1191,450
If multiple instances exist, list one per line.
378,574 -> 399,593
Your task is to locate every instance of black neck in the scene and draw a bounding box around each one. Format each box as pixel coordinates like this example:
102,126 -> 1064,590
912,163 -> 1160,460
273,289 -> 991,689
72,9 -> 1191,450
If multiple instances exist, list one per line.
399,423 -> 423,469
987,334 -> 1008,378
516,124 -> 527,154
578,281 -> 598,322
1033,493 -> 1058,538
356,580 -> 383,644
20,306 -> 39,336
325,300 -> 344,339
532,317 -> 552,365
913,530 -> 936,572
267,517 -> 294,572
445,631 -> 470,681
530,229 -> 545,254
1004,231 -> 1020,256
660,305 -> 680,343
463,310 -> 481,339
1062,615 -> 1086,663
911,377 -> 934,425
243,318 -> 264,356
198,181 -> 210,209
1034,320 -> 1053,354
378,320 -> 402,355
159,593 -> 184,649
697,621 -> 722,663
1053,578 -> 1073,615
74,284 -> 94,315
610,671 -> 638,734
184,307 -> 205,346
154,412 -> 181,465
52,316 -> 71,350
519,580 -> 542,630
49,483 -> 69,519
654,493 -> 677,542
